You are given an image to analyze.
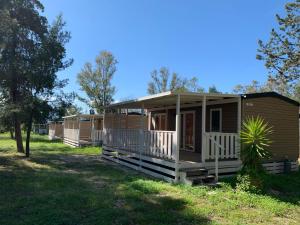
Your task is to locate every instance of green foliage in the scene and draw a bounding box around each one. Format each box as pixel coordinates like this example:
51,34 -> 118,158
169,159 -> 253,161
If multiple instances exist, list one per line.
233,1 -> 300,102
0,0 -> 72,154
236,174 -> 263,193
147,67 -> 205,94
208,85 -> 221,93
77,51 -> 117,113
257,0 -> 300,84
240,116 -> 273,172
147,67 -> 221,95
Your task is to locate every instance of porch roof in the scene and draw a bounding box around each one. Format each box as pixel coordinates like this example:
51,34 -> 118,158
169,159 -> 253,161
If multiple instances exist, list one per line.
62,114 -> 103,119
107,91 -> 239,109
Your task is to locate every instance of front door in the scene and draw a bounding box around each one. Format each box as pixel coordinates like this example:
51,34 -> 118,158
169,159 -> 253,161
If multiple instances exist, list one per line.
180,111 -> 195,151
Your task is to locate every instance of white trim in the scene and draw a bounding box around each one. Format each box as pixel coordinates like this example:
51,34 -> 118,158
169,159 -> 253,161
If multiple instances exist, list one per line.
210,108 -> 222,132
201,96 -> 206,163
107,92 -> 239,109
148,98 -> 239,112
175,94 -> 181,183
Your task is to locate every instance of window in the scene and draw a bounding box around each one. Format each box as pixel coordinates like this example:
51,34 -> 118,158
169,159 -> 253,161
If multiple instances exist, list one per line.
210,108 -> 222,132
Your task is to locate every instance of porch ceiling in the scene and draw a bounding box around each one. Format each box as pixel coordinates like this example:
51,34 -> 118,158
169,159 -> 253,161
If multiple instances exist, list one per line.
107,91 -> 240,109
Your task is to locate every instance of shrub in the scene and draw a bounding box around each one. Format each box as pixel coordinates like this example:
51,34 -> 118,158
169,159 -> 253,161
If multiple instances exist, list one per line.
240,116 -> 273,173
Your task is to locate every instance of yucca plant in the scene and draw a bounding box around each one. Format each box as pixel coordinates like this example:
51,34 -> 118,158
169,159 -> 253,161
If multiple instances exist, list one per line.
240,116 -> 273,173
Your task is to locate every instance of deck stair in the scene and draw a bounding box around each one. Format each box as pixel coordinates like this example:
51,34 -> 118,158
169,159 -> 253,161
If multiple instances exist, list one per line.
180,168 -> 216,186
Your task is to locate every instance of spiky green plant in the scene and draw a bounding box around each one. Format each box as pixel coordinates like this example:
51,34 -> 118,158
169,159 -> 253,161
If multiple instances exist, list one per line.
240,116 -> 273,173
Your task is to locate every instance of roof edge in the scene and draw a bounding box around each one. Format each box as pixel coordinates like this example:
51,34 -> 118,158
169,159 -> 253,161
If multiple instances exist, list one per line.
241,92 -> 299,107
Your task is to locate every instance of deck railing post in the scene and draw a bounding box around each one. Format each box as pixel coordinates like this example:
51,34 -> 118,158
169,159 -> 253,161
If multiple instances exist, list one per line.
215,135 -> 219,182
201,95 -> 207,163
175,94 -> 181,183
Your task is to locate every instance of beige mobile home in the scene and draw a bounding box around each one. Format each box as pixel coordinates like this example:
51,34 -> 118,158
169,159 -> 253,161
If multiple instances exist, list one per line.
101,91 -> 299,184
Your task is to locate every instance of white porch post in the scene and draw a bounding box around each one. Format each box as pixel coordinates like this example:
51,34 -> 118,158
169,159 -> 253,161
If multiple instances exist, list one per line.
139,104 -> 145,169
91,117 -> 95,145
148,111 -> 151,131
201,95 -> 207,163
77,117 -> 81,145
175,94 -> 181,183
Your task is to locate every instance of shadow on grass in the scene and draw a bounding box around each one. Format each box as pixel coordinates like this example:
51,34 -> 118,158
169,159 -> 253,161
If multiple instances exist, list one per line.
220,171 -> 300,205
0,153 -> 211,225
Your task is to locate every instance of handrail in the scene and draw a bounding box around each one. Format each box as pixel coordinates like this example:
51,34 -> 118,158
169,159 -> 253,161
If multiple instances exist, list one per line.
205,133 -> 226,182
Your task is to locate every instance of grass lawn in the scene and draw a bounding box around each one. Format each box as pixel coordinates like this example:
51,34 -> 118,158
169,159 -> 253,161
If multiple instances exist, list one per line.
0,133 -> 299,225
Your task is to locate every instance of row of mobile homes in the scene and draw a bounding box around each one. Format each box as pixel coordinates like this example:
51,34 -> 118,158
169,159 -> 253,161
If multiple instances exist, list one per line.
63,114 -> 103,147
101,91 -> 299,184
48,121 -> 64,140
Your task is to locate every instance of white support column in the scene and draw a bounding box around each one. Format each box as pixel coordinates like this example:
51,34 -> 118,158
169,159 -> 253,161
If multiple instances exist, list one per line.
148,111 -> 151,131
175,94 -> 181,183
139,104 -> 145,169
78,117 -> 81,145
201,95 -> 207,163
91,117 -> 95,145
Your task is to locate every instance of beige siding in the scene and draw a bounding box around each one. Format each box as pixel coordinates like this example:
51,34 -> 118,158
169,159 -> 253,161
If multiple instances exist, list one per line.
242,97 -> 299,161
104,113 -> 148,129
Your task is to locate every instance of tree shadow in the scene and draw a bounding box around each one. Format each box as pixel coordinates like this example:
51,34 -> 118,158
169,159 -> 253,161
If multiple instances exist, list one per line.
0,153 -> 211,225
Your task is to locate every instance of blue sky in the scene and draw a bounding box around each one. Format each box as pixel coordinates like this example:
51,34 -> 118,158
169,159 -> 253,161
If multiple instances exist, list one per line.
41,0 -> 288,111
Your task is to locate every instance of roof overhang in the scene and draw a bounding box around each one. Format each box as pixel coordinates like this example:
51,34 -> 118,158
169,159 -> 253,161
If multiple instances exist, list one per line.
62,114 -> 103,119
107,91 -> 240,109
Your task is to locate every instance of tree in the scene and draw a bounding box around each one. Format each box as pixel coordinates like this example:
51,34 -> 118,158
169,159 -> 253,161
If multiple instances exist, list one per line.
232,80 -> 262,94
0,1 -> 72,156
256,0 -> 300,88
147,67 -> 204,94
77,51 -> 117,113
208,85 -> 221,94
0,0 -> 48,152
65,104 -> 83,116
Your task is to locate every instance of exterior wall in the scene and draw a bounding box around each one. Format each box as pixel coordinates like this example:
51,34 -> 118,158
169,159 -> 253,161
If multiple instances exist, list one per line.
104,113 -> 148,130
80,121 -> 92,140
242,96 -> 299,161
150,102 -> 238,153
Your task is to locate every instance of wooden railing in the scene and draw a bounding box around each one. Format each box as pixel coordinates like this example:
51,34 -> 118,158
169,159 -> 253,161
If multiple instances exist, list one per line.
104,129 -> 175,160
205,132 -> 239,160
92,130 -> 104,142
143,130 -> 175,160
64,128 -> 79,141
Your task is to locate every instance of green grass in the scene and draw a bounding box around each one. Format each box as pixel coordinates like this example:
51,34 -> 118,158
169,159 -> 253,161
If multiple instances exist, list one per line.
0,133 -> 299,225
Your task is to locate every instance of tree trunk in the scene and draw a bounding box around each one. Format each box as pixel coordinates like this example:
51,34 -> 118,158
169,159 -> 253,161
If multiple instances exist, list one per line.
25,111 -> 33,157
13,113 -> 24,153
10,128 -> 14,139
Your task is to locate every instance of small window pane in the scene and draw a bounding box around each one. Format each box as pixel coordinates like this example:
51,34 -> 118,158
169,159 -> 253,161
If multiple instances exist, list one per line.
211,110 -> 221,132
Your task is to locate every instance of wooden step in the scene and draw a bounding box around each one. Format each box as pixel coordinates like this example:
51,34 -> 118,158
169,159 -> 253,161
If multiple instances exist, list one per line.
185,168 -> 208,177
185,175 -> 215,186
